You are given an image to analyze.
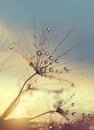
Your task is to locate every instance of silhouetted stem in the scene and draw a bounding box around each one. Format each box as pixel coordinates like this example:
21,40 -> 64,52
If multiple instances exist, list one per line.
18,72 -> 37,96
30,110 -> 56,120
1,72 -> 37,119
29,108 -> 70,121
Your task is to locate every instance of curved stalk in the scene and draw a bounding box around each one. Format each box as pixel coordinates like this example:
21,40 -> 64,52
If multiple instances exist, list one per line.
30,110 -> 55,120
1,72 -> 37,119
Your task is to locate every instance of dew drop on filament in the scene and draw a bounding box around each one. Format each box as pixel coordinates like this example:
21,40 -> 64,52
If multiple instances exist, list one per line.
72,112 -> 76,116
9,45 -> 13,49
40,67 -> 46,73
71,103 -> 75,107
49,56 -> 54,61
37,51 -> 42,56
44,60 -> 48,64
55,59 -> 59,63
47,27 -> 50,31
29,62 -> 33,67
49,67 -> 53,72
64,67 -> 70,72
45,51 -> 49,56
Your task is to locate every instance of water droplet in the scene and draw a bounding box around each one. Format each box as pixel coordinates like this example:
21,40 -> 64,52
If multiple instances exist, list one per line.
44,60 -> 48,64
49,56 -> 54,61
29,62 -> 33,67
9,45 -> 13,49
72,112 -> 76,116
49,67 -> 53,72
55,59 -> 59,63
55,70 -> 59,73
37,51 -> 42,56
82,113 -> 85,117
40,67 -> 46,73
47,27 -> 50,31
64,67 -> 71,72
49,126 -> 53,129
71,83 -> 75,87
27,83 -> 31,89
45,51 -> 49,56
71,103 -> 74,107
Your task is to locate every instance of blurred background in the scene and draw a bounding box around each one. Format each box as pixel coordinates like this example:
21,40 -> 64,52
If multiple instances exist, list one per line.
0,0 -> 94,122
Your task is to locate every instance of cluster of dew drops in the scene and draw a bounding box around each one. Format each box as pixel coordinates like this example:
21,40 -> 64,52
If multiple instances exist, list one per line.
29,26 -> 74,82
29,26 -> 94,124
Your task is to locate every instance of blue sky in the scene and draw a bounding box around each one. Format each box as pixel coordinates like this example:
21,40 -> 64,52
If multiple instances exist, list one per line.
0,0 -> 94,64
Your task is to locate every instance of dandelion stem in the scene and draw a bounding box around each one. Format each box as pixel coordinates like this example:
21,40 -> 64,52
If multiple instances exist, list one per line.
18,72 -> 37,96
1,72 -> 37,119
30,110 -> 55,120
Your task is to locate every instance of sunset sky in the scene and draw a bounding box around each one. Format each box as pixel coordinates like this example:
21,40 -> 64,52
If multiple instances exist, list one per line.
0,0 -> 94,121
0,0 -> 94,63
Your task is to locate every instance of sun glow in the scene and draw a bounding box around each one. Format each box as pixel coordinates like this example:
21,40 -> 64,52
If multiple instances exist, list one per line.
10,104 -> 26,118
